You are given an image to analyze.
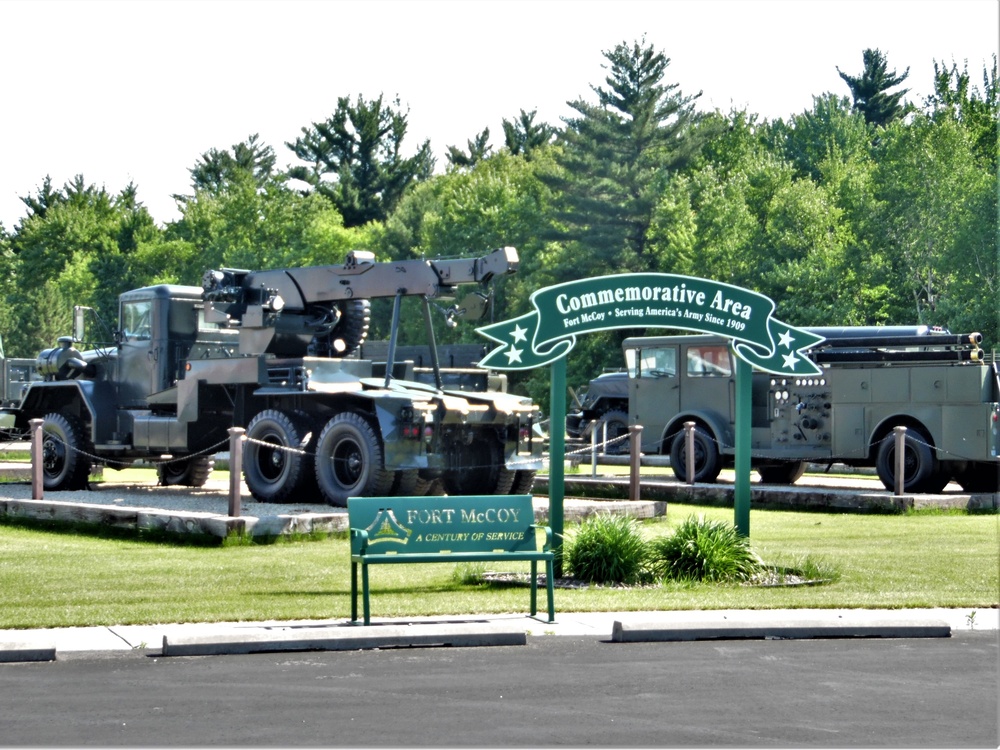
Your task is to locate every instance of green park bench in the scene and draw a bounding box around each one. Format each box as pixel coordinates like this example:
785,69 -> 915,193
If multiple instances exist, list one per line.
348,494 -> 556,626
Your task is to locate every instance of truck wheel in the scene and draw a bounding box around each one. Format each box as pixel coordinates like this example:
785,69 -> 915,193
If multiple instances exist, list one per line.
953,461 -> 999,493
244,410 -> 317,503
875,430 -> 936,492
669,425 -> 722,483
414,473 -> 445,496
390,469 -> 420,496
756,461 -> 806,485
41,412 -> 92,491
592,410 -> 631,455
314,412 -> 393,506
332,299 -> 371,356
443,440 -> 516,495
510,470 -> 537,494
158,456 -> 214,487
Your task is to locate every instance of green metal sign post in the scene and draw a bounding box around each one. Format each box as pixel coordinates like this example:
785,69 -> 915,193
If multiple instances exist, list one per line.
733,355 -> 753,536
478,273 -> 822,546
548,357 -> 566,576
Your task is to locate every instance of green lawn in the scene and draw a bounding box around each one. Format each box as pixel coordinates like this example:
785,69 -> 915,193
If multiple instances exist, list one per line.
0,503 -> 996,629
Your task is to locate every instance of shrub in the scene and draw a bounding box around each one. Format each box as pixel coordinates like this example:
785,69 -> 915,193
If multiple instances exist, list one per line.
649,515 -> 763,583
452,562 -> 486,585
565,513 -> 650,585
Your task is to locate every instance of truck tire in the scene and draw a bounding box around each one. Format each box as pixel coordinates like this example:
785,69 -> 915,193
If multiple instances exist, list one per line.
669,424 -> 722,483
41,412 -> 92,491
244,410 -> 317,503
332,299 -> 371,355
157,456 -> 214,487
414,473 -> 445,496
510,470 -> 537,494
314,412 -> 393,506
592,410 -> 631,455
390,469 -> 420,496
953,461 -> 999,493
756,461 -> 806,485
443,440 -> 516,495
875,429 -> 936,493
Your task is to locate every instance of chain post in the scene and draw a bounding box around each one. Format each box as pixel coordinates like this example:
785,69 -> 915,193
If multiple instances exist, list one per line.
684,421 -> 696,486
628,425 -> 642,501
30,418 -> 43,500
894,426 -> 907,496
228,428 -> 245,517
590,421 -> 598,477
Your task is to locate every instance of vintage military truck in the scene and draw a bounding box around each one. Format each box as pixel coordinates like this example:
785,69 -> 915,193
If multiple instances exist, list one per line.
0,248 -> 543,504
569,326 -> 999,493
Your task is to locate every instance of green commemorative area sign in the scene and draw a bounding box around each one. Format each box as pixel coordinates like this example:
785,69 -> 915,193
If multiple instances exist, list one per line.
477,273 -> 824,376
477,273 -> 823,550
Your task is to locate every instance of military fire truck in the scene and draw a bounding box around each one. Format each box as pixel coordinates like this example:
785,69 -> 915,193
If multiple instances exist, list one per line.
568,326 -> 999,493
0,247 -> 543,504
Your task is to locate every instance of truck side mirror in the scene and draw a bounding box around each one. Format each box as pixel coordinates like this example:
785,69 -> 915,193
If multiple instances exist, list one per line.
73,306 -> 87,343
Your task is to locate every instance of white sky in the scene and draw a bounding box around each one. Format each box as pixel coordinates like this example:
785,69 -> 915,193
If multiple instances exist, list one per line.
1,0 -> 997,230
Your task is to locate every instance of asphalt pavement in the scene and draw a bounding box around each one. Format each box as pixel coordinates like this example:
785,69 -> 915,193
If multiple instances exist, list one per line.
1,607 -> 995,662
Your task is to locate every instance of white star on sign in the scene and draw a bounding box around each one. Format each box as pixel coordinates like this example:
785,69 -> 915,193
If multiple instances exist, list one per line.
782,352 -> 799,370
778,330 -> 794,349
511,324 -> 528,343
505,346 -> 523,364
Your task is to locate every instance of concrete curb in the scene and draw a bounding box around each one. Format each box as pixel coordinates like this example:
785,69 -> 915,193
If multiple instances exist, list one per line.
161,623 -> 527,656
0,642 -> 56,662
611,619 -> 953,642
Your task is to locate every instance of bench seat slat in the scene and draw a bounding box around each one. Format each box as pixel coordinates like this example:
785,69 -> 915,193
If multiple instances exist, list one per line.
353,551 -> 554,564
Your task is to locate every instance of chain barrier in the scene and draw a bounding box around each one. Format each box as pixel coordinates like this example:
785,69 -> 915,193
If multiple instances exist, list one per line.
564,432 -> 632,458
28,421 -> 994,476
571,418 -> 994,465
35,430 -> 544,474
712,430 -> 987,464
33,433 -> 230,470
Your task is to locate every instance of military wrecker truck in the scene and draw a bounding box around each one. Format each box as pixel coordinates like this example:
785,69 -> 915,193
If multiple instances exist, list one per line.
568,326 -> 999,493
0,247 -> 543,505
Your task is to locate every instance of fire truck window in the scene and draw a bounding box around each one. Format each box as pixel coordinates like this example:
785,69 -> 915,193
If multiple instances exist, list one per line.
122,301 -> 152,341
686,346 -> 732,376
639,348 -> 677,378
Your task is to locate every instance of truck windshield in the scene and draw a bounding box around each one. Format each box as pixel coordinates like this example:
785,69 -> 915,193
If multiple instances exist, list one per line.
686,345 -> 732,376
121,301 -> 152,341
628,347 -> 677,378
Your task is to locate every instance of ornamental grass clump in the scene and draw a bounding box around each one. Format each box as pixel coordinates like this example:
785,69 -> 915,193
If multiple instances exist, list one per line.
565,513 -> 651,585
649,515 -> 764,583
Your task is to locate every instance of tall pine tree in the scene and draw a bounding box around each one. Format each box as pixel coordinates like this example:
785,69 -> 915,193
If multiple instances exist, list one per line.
837,48 -> 912,127
286,94 -> 434,228
543,38 -> 713,277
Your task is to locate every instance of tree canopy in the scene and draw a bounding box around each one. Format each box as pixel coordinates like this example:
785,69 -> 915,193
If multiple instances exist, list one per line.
285,94 -> 434,227
0,40 -> 994,407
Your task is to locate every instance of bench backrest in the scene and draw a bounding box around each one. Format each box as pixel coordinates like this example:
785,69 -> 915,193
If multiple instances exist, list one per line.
348,495 -> 539,556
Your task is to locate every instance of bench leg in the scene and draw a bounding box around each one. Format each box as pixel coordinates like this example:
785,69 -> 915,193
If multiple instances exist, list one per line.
545,559 -> 555,623
529,560 -> 538,617
351,561 -> 359,623
362,563 -> 371,626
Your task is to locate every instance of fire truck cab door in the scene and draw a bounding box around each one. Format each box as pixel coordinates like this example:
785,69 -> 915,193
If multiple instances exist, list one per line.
627,343 -> 680,450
